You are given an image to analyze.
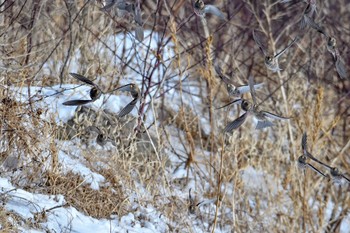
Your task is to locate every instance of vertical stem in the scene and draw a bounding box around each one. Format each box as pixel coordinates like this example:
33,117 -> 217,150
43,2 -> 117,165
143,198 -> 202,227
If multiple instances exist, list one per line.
265,5 -> 295,156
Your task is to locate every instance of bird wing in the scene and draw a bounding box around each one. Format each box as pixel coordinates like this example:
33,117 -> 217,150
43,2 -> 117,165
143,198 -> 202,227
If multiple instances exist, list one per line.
204,5 -> 225,20
301,132 -> 308,152
341,174 -> 350,183
298,14 -> 309,31
253,30 -> 268,56
237,83 -> 264,94
216,99 -> 243,110
115,83 -> 133,92
116,2 -> 134,12
306,163 -> 327,177
62,99 -> 93,106
274,36 -> 298,59
224,112 -> 248,132
134,4 -> 143,26
100,0 -> 116,11
118,98 -> 138,117
135,25 -> 144,42
69,73 -> 96,87
260,110 -> 289,120
255,120 -> 274,130
305,16 -> 328,36
335,54 -> 348,79
248,76 -> 257,105
214,65 -> 236,86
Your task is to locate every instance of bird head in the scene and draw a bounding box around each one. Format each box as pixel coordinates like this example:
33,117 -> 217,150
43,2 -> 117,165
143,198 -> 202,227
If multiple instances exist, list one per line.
328,37 -> 336,49
241,100 -> 252,111
194,0 -> 205,10
265,56 -> 273,64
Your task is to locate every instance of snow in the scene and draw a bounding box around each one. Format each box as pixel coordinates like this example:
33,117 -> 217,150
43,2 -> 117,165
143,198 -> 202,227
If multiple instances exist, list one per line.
2,29 -> 350,233
0,177 -> 168,233
58,149 -> 105,190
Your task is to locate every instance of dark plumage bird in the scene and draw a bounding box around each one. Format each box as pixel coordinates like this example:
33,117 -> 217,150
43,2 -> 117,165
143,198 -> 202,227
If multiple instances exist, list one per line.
215,65 -> 264,97
253,30 -> 298,72
87,126 -> 116,147
223,76 -> 289,132
297,133 -> 326,177
298,0 -> 317,30
308,20 -> 348,79
300,132 -> 350,183
193,0 -> 226,20
114,83 -> 140,117
63,73 -> 103,106
101,1 -> 144,42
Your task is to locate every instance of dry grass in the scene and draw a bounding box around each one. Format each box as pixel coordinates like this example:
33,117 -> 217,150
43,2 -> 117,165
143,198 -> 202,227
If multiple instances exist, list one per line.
0,0 -> 349,232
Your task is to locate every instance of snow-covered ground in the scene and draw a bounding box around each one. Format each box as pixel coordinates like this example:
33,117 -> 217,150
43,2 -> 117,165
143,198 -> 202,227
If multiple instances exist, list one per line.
1,29 -> 349,233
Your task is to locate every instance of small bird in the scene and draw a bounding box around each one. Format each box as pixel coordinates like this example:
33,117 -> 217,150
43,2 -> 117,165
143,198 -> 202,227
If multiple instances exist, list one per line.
101,1 -> 144,42
214,65 -> 264,97
193,0 -> 226,20
297,155 -> 327,177
306,19 -> 348,79
87,126 -> 116,147
63,73 -> 103,106
253,30 -> 298,72
114,83 -> 140,117
188,189 -> 212,215
297,133 -> 327,176
298,0 -> 317,30
188,188 -> 198,215
301,132 -> 331,167
329,167 -> 350,184
306,20 -> 337,55
301,132 -> 350,183
223,76 -> 289,132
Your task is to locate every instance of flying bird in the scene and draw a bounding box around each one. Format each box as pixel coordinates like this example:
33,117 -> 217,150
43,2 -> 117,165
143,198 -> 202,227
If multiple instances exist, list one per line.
101,1 -> 144,42
306,19 -> 348,79
297,132 -> 327,176
298,0 -> 317,30
253,30 -> 298,72
193,0 -> 226,20
301,132 -> 350,183
223,76 -> 289,132
214,65 -> 264,97
297,155 -> 326,177
114,83 -> 140,117
329,167 -> 350,184
63,73 -> 103,106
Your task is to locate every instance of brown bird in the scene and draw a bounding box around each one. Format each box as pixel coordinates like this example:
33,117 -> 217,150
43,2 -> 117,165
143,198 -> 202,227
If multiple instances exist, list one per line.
63,73 -> 103,106
188,188 -> 198,215
87,126 -> 116,147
